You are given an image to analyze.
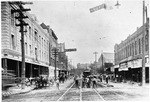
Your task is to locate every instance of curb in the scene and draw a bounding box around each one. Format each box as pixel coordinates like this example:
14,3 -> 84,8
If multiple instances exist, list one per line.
2,87 -> 36,98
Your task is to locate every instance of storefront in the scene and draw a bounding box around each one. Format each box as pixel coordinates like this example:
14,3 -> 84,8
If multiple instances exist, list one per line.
119,62 -> 128,82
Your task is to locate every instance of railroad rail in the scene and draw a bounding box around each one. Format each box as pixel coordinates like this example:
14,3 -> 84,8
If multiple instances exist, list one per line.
56,82 -> 127,101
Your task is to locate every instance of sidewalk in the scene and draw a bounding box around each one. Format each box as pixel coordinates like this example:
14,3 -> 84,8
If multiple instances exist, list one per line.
2,79 -> 74,98
2,85 -> 36,97
99,80 -> 149,89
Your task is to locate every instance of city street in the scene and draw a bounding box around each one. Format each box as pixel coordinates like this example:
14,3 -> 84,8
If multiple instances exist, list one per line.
2,79 -> 149,102
1,1 -> 149,102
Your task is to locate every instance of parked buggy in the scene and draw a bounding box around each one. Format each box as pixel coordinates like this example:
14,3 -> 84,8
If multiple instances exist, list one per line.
34,75 -> 50,89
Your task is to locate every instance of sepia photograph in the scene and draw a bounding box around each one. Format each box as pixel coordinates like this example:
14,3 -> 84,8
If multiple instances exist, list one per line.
1,0 -> 150,101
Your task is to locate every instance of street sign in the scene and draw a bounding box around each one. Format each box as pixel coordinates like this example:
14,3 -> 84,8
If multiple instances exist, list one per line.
65,48 -> 77,52
89,3 -> 106,13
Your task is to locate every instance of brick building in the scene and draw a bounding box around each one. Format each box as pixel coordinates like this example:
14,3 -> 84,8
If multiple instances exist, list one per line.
114,18 -> 149,83
57,43 -> 69,76
1,2 -> 59,83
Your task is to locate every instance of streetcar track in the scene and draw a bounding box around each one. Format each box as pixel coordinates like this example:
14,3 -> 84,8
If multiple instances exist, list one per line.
93,88 -> 105,101
95,88 -> 126,100
109,90 -> 126,99
80,87 -> 82,101
56,82 -> 127,101
56,82 -> 75,101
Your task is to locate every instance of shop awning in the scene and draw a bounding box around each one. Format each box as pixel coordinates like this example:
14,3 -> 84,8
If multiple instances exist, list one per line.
119,68 -> 128,71
114,65 -> 119,68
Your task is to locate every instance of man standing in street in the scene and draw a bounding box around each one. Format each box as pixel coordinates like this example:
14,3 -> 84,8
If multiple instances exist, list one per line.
74,75 -> 79,88
106,74 -> 109,84
56,78 -> 60,90
92,76 -> 97,88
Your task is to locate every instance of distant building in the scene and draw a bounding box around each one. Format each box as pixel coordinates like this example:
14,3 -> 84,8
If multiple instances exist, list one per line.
77,63 -> 91,70
57,43 -> 69,75
97,52 -> 114,73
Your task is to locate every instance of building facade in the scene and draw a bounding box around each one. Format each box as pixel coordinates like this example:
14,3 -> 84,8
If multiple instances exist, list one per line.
1,2 -> 59,81
57,43 -> 69,75
97,52 -> 114,74
114,18 -> 149,83
77,63 -> 91,70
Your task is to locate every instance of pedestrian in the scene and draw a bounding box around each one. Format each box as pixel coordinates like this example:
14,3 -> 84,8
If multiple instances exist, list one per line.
82,78 -> 86,88
106,75 -> 109,84
87,77 -> 91,88
75,76 -> 79,88
56,78 -> 60,90
92,76 -> 97,88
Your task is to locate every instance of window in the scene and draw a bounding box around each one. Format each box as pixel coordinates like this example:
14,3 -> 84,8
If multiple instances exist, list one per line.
29,45 -> 31,56
132,43 -> 134,56
139,39 -> 141,54
125,46 -> 127,58
11,9 -> 15,26
42,38 -> 43,47
25,43 -> 27,54
128,45 -> 130,56
11,34 -> 15,49
29,26 -> 31,39
145,33 -> 149,51
130,44 -> 132,56
34,30 -> 38,41
135,41 -> 137,55
24,26 -> 27,37
35,48 -> 38,60
142,37 -> 144,53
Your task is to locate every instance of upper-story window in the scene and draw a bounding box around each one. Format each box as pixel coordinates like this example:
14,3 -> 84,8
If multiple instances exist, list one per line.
135,41 -> 137,55
132,43 -> 134,56
35,48 -> 38,60
130,44 -> 132,56
11,9 -> 15,26
11,34 -> 15,49
139,39 -> 141,54
25,43 -> 27,54
34,30 -> 38,41
42,38 -> 43,47
145,32 -> 149,51
29,45 -> 32,56
29,26 -> 31,39
24,26 -> 27,37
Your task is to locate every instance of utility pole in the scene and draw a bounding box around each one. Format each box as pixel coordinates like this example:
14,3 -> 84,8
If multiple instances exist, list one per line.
93,52 -> 98,74
53,48 -> 58,81
142,0 -> 147,85
10,1 -> 32,89
102,53 -> 104,73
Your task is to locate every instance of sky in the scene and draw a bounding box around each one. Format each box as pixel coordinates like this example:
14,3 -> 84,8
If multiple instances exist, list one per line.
25,0 -> 149,67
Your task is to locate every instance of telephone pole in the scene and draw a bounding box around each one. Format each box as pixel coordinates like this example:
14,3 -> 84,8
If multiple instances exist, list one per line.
52,48 -> 58,81
93,52 -> 98,74
142,0 -> 147,85
9,1 -> 32,89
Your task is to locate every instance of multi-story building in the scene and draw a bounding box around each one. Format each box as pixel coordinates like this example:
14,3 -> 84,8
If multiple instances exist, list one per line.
77,63 -> 91,70
57,43 -> 69,75
114,18 -> 149,83
97,52 -> 114,74
1,2 -> 59,82
40,23 -> 59,78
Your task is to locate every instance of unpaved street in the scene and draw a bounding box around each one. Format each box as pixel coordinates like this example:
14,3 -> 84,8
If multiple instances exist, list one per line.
3,80 -> 149,102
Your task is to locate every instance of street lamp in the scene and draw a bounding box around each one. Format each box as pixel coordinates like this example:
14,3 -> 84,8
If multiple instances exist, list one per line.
115,1 -> 121,8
